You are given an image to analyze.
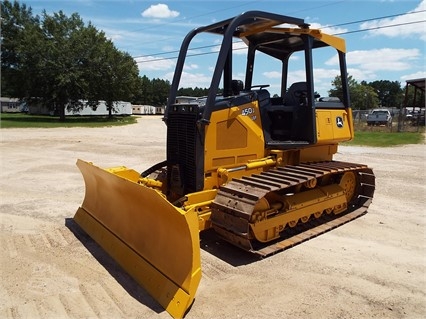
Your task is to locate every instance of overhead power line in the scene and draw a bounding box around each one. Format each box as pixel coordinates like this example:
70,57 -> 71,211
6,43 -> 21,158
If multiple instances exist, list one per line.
327,9 -> 425,28
133,10 -> 426,64
334,20 -> 425,36
117,0 -> 346,48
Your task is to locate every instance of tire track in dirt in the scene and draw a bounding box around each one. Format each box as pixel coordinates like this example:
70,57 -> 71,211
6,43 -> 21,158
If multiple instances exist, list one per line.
59,289 -> 98,318
0,224 -> 136,319
4,236 -> 18,258
2,126 -> 425,319
79,282 -> 125,317
201,259 -> 234,281
35,296 -> 69,318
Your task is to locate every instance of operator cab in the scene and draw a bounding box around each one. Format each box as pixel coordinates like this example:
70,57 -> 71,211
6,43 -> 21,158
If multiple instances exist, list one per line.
218,80 -> 315,148
165,11 -> 351,193
166,11 -> 350,150
257,82 -> 312,148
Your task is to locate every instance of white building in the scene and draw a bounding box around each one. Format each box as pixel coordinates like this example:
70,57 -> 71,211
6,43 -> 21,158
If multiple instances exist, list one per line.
29,100 -> 132,116
65,101 -> 132,116
132,104 -> 164,115
0,97 -> 26,113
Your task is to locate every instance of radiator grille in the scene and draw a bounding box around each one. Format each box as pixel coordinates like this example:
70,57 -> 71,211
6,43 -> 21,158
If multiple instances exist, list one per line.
167,105 -> 199,194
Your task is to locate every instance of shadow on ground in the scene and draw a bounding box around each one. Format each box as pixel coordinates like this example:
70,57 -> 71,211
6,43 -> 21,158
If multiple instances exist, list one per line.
64,217 -> 164,315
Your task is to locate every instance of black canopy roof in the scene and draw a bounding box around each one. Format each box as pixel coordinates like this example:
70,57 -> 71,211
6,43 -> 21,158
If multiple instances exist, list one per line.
406,78 -> 425,91
201,10 -> 338,60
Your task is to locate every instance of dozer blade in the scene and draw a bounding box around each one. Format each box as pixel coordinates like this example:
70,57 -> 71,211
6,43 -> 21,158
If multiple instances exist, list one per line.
74,159 -> 201,319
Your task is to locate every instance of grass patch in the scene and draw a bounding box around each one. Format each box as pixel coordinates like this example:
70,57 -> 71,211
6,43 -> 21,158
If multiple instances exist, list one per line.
344,131 -> 424,147
1,112 -> 424,147
0,112 -> 137,128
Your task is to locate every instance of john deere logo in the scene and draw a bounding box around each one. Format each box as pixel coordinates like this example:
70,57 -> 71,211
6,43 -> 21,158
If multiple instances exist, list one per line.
336,116 -> 344,128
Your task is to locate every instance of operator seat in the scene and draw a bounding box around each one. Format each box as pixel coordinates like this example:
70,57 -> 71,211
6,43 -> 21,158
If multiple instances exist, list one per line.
284,82 -> 308,106
231,79 -> 244,95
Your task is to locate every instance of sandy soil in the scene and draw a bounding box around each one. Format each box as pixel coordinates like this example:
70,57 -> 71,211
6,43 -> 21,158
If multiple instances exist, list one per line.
1,116 -> 425,319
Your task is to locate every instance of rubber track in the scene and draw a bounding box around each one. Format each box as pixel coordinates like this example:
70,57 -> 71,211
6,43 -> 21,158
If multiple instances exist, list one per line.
211,161 -> 375,257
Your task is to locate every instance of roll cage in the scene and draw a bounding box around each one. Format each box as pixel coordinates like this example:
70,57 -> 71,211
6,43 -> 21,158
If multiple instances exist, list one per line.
165,10 -> 350,125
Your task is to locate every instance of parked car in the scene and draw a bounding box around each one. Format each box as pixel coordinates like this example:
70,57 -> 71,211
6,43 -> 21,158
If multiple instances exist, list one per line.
366,109 -> 392,126
406,109 -> 425,126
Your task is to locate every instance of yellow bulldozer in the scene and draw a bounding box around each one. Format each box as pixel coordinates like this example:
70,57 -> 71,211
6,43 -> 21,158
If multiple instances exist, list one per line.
74,11 -> 375,319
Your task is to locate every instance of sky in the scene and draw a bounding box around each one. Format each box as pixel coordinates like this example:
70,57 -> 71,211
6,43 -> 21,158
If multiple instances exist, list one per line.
24,0 -> 426,96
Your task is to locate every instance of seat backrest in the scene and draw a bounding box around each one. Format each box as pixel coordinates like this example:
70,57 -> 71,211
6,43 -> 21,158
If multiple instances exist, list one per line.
231,79 -> 244,95
284,82 -> 307,106
255,89 -> 271,109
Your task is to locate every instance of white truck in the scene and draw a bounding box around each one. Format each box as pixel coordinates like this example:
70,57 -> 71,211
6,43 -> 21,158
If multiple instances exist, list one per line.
366,108 -> 392,126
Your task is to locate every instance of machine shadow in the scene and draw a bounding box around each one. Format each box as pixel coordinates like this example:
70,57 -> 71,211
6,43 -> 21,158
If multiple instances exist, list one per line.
199,229 -> 260,266
64,217 -> 164,315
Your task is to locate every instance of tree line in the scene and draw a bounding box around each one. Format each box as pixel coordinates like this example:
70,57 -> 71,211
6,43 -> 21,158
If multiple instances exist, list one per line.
1,1 -> 171,120
327,75 -> 417,110
2,1 -> 422,121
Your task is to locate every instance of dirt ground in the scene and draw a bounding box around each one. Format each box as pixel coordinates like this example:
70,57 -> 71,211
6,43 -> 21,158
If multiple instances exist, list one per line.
1,116 -> 425,319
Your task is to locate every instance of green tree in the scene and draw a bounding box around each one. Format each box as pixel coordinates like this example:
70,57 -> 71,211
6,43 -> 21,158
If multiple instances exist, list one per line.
133,75 -> 152,105
351,84 -> 379,110
366,80 -> 403,108
87,41 -> 139,117
329,75 -> 379,110
2,3 -> 139,120
36,11 -> 90,119
328,74 -> 357,102
1,0 -> 39,97
151,78 -> 170,106
177,87 -> 209,97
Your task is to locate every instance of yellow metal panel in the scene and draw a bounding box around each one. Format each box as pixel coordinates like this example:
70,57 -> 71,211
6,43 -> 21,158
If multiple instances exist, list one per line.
204,101 -> 265,175
216,118 -> 248,149
181,190 -> 216,231
316,110 -> 332,140
74,159 -> 201,319
300,145 -> 337,162
237,154 -> 257,163
316,109 -> 354,144
258,27 -> 346,53
313,31 -> 346,53
212,156 -> 235,167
